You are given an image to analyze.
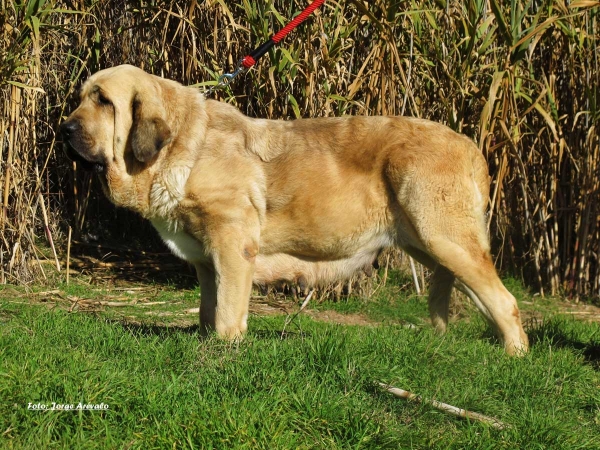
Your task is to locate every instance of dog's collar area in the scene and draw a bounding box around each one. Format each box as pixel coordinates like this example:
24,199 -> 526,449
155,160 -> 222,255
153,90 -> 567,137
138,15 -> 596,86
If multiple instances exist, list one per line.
205,61 -> 246,97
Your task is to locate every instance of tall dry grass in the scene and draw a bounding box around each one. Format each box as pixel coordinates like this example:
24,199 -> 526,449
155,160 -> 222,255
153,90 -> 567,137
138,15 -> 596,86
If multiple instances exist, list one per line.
1,0 -> 598,300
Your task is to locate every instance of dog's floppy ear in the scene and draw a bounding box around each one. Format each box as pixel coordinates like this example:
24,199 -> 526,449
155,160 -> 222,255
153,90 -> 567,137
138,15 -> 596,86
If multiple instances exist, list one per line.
130,93 -> 172,162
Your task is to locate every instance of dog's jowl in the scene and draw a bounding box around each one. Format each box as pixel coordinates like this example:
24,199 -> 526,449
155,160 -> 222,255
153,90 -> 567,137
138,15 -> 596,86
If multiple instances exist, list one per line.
61,65 -> 528,355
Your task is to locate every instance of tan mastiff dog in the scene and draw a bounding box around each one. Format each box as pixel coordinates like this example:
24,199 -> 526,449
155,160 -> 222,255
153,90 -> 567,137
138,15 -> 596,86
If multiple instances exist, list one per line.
60,65 -> 528,355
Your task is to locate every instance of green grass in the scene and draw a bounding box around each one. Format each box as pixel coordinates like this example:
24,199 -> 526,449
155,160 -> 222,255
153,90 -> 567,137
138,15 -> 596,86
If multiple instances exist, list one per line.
0,281 -> 599,449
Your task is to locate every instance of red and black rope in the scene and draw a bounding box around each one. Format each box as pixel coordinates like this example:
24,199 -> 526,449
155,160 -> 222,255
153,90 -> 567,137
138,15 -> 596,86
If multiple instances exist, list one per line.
241,0 -> 326,69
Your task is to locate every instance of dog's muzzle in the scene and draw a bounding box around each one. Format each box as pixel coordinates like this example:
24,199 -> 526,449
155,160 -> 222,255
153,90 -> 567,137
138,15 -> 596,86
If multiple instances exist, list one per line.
60,120 -> 105,173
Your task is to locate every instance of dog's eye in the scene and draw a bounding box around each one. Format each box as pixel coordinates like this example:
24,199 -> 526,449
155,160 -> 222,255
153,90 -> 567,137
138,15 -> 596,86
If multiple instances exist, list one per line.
98,93 -> 112,106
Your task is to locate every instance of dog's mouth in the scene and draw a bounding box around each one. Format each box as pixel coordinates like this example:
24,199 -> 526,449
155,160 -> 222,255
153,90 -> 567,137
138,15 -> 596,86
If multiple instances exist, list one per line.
63,142 -> 105,173
60,119 -> 107,172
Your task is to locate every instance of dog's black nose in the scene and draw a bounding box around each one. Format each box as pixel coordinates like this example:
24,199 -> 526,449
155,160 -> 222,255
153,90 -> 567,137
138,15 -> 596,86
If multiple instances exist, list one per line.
60,120 -> 79,138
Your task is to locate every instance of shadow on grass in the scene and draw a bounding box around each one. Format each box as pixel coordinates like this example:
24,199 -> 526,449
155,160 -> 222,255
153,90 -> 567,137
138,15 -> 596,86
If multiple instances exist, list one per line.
107,318 -> 200,337
106,318 -> 310,341
477,320 -> 600,367
251,329 -> 312,340
527,319 -> 600,369
70,240 -> 197,289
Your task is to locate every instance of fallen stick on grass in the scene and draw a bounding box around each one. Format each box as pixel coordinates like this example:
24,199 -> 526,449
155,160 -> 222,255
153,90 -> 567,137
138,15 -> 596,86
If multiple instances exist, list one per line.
377,382 -> 508,430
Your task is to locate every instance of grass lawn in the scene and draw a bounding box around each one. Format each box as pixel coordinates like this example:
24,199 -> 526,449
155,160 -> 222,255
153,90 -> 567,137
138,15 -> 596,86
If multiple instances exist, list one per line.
0,274 -> 599,449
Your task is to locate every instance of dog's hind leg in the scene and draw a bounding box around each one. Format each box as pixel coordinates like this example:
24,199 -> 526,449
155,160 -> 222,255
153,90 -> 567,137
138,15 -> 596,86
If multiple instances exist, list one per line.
401,246 -> 454,334
406,247 -> 499,333
454,279 -> 492,322
424,235 -> 529,355
428,265 -> 455,334
390,185 -> 527,353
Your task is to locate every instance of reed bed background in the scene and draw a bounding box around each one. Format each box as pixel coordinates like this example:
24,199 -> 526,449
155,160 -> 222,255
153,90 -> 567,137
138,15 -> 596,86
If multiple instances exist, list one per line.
1,0 -> 598,301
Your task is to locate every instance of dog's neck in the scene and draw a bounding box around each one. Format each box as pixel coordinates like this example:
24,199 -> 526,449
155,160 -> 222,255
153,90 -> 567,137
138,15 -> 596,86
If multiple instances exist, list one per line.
99,162 -> 154,214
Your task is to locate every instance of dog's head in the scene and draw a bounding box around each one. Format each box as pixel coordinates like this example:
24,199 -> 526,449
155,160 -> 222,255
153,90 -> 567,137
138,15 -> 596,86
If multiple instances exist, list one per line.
60,65 -> 174,205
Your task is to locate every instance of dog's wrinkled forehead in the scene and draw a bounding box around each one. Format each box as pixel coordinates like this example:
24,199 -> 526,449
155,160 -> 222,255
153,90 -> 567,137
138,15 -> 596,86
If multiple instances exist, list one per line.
80,65 -> 145,102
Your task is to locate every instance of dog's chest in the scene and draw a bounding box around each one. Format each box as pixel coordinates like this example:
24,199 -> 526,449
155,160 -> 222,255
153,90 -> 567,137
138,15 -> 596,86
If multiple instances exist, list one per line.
150,218 -> 205,263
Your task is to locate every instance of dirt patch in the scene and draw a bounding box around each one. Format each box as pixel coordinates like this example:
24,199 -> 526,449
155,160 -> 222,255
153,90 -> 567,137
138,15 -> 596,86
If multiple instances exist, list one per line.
304,309 -> 379,326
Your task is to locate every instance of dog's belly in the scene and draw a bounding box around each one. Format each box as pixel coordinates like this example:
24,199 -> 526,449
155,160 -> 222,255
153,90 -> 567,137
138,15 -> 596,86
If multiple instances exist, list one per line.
253,232 -> 393,287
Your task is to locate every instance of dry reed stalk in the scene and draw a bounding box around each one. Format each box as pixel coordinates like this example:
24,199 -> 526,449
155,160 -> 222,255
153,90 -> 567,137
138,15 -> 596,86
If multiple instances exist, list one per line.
37,192 -> 60,272
0,239 -> 3,284
281,288 -> 315,337
382,253 -> 390,287
66,226 -> 72,285
409,257 -> 421,295
2,85 -> 18,224
26,227 -> 46,281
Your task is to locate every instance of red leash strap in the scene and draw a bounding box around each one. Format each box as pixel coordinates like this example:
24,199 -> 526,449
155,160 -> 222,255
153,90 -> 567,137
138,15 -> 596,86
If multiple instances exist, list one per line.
207,0 -> 325,95
241,0 -> 325,69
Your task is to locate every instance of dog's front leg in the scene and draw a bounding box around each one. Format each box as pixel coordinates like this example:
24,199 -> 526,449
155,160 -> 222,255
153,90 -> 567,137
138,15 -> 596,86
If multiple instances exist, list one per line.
204,225 -> 258,339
